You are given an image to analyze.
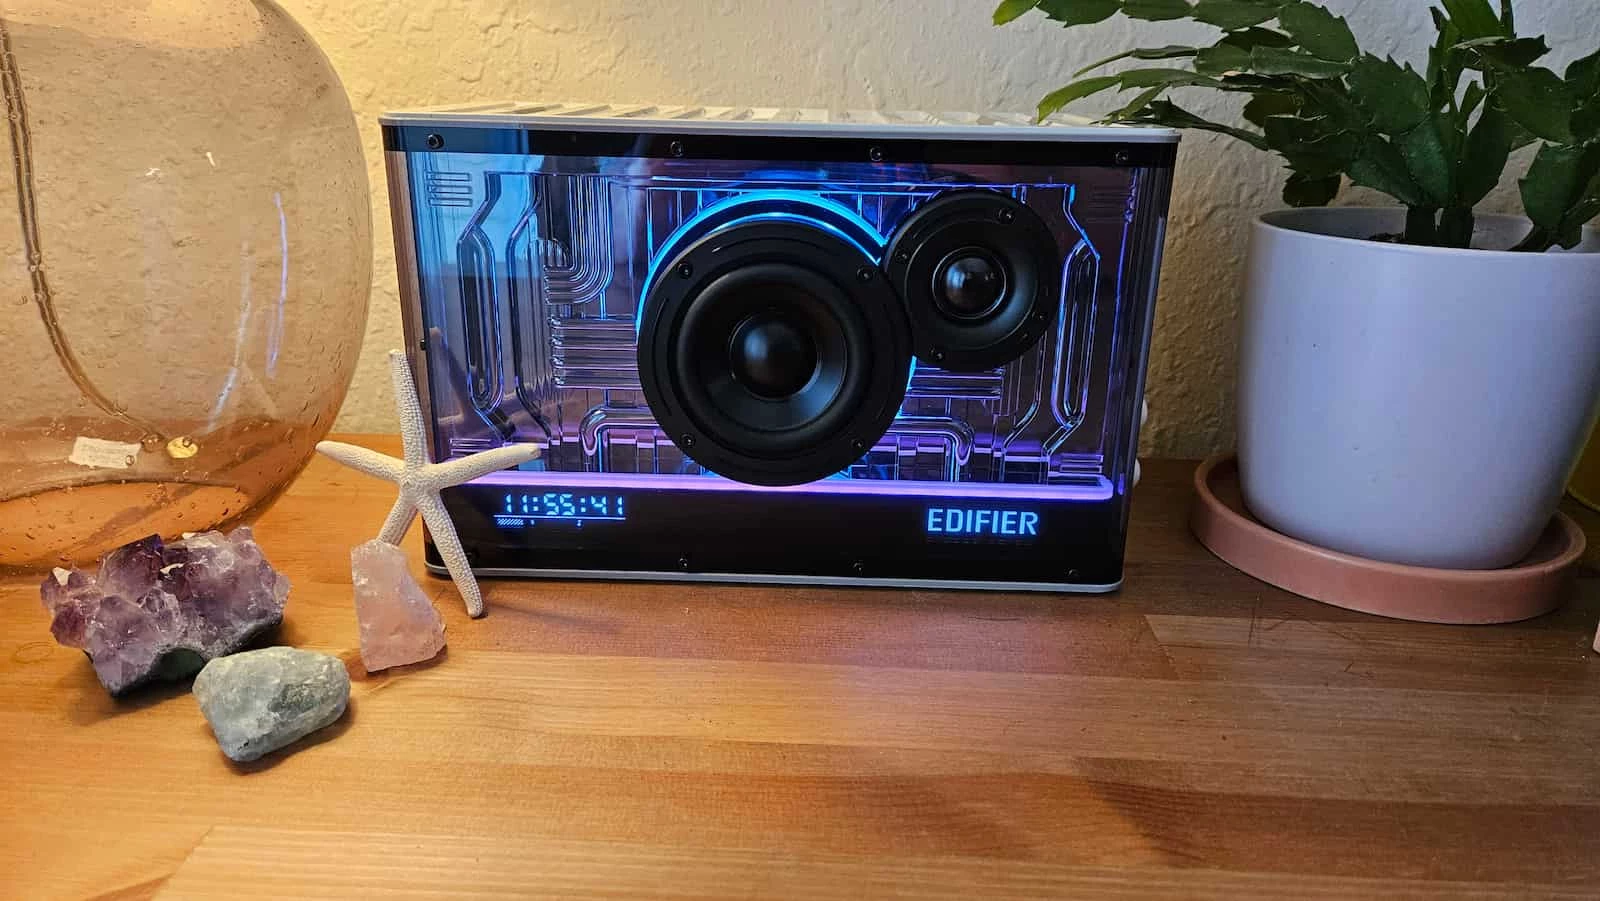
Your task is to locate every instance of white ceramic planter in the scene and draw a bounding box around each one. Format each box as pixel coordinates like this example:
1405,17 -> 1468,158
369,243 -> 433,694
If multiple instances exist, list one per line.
1237,208 -> 1600,570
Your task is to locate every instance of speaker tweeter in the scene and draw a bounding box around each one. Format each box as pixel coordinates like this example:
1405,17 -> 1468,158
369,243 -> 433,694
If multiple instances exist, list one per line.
884,190 -> 1061,372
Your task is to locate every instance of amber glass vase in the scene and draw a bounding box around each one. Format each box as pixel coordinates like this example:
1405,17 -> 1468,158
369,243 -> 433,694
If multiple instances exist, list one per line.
0,1 -> 371,568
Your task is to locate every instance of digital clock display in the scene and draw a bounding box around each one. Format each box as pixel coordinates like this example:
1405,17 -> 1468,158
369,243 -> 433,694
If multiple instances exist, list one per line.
499,492 -> 627,522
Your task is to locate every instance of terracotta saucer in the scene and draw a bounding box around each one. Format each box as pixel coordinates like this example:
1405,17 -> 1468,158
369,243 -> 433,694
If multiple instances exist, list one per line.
1190,454 -> 1586,625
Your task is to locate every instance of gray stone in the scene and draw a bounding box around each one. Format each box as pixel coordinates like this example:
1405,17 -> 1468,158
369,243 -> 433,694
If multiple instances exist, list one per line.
193,647 -> 350,762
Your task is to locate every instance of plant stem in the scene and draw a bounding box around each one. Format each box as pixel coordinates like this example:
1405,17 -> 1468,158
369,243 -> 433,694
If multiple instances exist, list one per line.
1511,225 -> 1554,253
1404,206 -> 1439,245
1438,207 -> 1475,248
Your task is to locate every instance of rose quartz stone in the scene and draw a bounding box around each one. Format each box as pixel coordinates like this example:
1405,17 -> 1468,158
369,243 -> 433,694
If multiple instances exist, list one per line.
351,539 -> 445,672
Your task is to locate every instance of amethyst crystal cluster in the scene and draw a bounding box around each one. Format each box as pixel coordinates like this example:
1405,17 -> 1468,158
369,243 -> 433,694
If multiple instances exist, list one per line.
40,528 -> 289,696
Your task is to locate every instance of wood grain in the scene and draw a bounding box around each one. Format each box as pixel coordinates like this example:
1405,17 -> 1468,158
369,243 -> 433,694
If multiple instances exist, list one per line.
2,436 -> 1597,900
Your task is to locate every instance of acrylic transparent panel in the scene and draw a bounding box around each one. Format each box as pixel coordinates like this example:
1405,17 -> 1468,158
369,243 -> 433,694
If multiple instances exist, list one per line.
406,153 -> 1156,495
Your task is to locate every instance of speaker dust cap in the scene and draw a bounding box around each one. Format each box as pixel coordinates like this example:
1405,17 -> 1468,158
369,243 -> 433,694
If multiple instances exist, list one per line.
639,215 -> 912,487
885,190 -> 1062,372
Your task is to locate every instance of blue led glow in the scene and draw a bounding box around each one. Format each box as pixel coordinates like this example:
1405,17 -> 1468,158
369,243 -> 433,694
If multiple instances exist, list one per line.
503,492 -> 627,522
926,507 -> 1040,538
640,190 -> 889,329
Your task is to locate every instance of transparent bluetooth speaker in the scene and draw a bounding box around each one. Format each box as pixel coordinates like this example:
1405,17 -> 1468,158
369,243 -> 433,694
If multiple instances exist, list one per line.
0,1 -> 371,568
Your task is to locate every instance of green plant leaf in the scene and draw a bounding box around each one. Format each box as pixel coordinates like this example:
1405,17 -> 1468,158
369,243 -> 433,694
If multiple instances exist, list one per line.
1428,5 -> 1450,34
1215,73 -> 1302,92
1516,147 -> 1593,248
1575,101 -> 1600,143
1457,36 -> 1552,69
1192,0 -> 1283,30
1437,105 -> 1466,165
1118,68 -> 1222,88
1124,99 -> 1270,148
1202,25 -> 1303,77
1461,81 -> 1486,119
1123,0 -> 1193,20
1073,45 -> 1198,77
994,0 -> 1042,24
1569,48 -> 1600,95
1297,78 -> 1367,130
1037,75 -> 1122,119
1399,118 -> 1455,206
1458,105 -> 1513,206
1519,143 -> 1595,241
1558,171 -> 1600,247
1506,120 -> 1540,152
1243,92 -> 1301,127
1249,46 -> 1350,78
1261,114 -> 1325,145
1037,0 -> 1123,25
1223,27 -> 1296,49
1264,118 -> 1361,175
1569,49 -> 1600,141
1195,42 -> 1252,74
1440,0 -> 1505,39
1110,85 -> 1169,119
1348,56 -> 1431,133
1283,170 -> 1342,206
1348,136 -> 1428,206
1278,1 -> 1358,62
1492,67 -> 1575,143
1426,7 -> 1464,110
1278,146 -> 1359,177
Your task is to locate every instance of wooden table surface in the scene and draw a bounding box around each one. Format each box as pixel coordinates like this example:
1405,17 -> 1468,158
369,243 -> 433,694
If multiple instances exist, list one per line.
3,435 -> 1598,900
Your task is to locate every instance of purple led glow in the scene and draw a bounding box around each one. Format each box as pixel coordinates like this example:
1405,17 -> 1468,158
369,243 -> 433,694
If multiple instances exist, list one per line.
470,469 -> 1113,501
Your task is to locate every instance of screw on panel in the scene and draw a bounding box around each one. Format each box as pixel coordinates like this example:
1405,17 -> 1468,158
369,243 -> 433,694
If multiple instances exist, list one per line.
893,250 -> 910,264
680,434 -> 696,448
931,347 -> 946,363
1114,149 -> 1131,165
418,338 -> 429,352
856,266 -> 875,282
677,557 -> 691,572
998,208 -> 1015,224
677,262 -> 694,279
852,561 -> 865,576
850,439 -> 866,454
868,146 -> 885,162
669,140 -> 686,158
425,133 -> 445,150
1068,569 -> 1082,580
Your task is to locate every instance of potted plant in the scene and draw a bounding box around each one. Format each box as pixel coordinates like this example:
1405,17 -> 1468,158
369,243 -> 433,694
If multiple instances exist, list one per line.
998,0 -> 1600,569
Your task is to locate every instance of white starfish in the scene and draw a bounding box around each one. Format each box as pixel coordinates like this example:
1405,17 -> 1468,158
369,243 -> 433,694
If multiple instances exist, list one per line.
316,351 -> 540,617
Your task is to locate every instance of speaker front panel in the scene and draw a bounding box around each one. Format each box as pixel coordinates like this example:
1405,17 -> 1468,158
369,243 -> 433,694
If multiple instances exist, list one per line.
389,124 -> 1174,588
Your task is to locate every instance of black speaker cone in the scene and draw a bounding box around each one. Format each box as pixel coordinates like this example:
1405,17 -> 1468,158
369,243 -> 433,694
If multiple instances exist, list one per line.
728,310 -> 819,399
639,212 -> 911,487
885,190 -> 1062,372
933,247 -> 1008,320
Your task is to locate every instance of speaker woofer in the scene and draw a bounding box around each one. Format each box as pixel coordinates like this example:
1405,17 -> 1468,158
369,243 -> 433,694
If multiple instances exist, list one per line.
884,190 -> 1061,372
639,217 -> 911,487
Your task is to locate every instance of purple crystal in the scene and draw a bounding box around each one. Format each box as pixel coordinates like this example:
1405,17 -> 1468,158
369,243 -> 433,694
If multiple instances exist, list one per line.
39,527 -> 289,696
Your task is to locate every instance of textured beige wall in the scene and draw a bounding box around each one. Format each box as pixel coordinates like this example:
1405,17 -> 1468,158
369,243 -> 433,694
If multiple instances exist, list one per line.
283,0 -> 1600,457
